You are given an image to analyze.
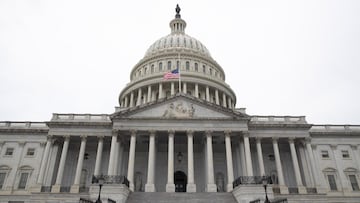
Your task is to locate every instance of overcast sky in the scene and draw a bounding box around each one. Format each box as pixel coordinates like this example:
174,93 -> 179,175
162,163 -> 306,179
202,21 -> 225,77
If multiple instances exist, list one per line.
1,0 -> 360,124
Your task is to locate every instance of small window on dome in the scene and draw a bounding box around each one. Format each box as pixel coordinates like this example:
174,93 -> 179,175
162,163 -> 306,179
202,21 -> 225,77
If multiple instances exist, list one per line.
176,61 -> 180,69
151,65 -> 154,73
215,71 -> 218,77
167,61 -> 172,70
209,68 -> 213,75
203,65 -> 206,73
195,63 -> 198,72
159,62 -> 163,71
144,67 -> 147,74
186,61 -> 190,71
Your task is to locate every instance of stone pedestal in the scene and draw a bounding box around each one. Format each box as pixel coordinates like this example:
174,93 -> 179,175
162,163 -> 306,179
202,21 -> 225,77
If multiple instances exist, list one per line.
166,184 -> 175,192
279,185 -> 289,194
70,184 -> 80,193
31,184 -> 42,193
206,183 -> 217,192
186,183 -> 196,192
145,183 -> 156,192
298,186 -> 307,194
233,185 -> 274,203
89,184 -> 130,203
51,184 -> 61,193
227,183 -> 233,192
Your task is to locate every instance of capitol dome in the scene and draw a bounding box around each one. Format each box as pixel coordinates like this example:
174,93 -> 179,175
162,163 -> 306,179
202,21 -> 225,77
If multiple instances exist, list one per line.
118,5 -> 237,110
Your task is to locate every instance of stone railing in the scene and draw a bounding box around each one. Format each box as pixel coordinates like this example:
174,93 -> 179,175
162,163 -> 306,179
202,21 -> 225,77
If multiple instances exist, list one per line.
250,116 -> 307,124
92,175 -> 129,187
310,125 -> 360,133
0,121 -> 48,129
51,113 -> 110,122
233,176 -> 271,188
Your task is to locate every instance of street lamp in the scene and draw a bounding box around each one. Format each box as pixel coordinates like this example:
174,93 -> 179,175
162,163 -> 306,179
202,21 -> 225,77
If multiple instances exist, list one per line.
95,176 -> 105,203
262,178 -> 270,203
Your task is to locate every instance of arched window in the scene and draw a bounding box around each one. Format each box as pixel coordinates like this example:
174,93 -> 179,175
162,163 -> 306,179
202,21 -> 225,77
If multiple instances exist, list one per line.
168,61 -> 172,70
176,61 -> 180,69
151,64 -> 154,73
203,65 -> 206,73
195,63 -> 198,72
209,68 -> 213,75
186,61 -> 190,71
159,62 -> 163,71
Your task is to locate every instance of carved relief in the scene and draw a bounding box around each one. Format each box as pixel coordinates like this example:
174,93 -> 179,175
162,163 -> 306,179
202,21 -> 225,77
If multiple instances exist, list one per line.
162,102 -> 195,118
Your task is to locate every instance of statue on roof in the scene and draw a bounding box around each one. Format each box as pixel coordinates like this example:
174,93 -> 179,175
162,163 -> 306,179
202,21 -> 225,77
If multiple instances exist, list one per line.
175,4 -> 181,18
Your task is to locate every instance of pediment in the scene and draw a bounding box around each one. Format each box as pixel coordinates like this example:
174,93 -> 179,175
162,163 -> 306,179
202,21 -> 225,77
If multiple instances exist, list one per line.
112,95 -> 248,120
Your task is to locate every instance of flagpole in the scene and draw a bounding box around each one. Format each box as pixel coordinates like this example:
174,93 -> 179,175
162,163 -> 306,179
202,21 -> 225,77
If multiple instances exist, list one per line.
178,53 -> 181,93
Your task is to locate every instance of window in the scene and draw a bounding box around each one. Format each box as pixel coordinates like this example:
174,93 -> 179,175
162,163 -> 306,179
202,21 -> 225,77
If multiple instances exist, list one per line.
195,63 -> 198,72
349,175 -> 360,191
144,67 -> 147,74
167,61 -> 172,70
186,61 -> 190,71
18,172 -> 29,189
203,65 -> 206,73
26,148 -> 35,156
327,175 -> 337,191
159,62 -> 163,71
151,65 -> 154,73
342,150 -> 350,158
176,61 -> 180,69
0,172 -> 6,189
209,68 -> 212,75
5,148 -> 14,156
321,150 -> 329,158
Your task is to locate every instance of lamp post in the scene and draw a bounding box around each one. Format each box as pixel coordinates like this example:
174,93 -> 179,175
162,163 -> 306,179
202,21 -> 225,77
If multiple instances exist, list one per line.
262,178 -> 270,203
95,176 -> 105,203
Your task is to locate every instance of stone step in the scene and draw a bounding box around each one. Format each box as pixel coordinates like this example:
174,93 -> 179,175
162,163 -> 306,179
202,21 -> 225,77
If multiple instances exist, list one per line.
126,192 -> 238,203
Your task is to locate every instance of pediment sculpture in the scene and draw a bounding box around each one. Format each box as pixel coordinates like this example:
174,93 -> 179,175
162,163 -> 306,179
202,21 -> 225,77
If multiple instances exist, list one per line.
162,102 -> 195,118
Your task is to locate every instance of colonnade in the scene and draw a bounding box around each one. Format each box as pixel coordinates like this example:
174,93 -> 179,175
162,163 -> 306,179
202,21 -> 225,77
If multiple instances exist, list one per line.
120,82 -> 235,109
36,132 -> 314,194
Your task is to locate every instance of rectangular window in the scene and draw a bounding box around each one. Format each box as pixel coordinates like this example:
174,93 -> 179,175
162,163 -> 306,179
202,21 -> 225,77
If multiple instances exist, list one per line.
26,148 -> 35,156
18,173 -> 29,189
5,148 -> 14,156
203,65 -> 206,73
321,150 -> 329,158
342,150 -> 350,158
327,175 -> 337,191
349,175 -> 360,191
0,172 -> 6,189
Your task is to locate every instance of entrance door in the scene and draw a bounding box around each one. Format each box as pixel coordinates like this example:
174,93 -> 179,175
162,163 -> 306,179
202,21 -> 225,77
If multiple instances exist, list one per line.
174,171 -> 187,192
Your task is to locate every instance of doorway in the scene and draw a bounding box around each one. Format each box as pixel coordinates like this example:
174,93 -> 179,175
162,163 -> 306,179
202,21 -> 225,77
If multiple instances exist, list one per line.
174,171 -> 187,192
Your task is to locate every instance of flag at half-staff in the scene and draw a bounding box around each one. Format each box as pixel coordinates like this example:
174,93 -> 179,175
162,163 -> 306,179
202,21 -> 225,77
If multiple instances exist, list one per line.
163,68 -> 180,80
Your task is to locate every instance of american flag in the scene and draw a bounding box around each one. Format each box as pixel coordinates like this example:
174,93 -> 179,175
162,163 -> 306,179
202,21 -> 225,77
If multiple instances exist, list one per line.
163,68 -> 179,80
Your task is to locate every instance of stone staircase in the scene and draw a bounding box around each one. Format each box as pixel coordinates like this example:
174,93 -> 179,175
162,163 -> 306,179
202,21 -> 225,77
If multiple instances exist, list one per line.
126,192 -> 238,203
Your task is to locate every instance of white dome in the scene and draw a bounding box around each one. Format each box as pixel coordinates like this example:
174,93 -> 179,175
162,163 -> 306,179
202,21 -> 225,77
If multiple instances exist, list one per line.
144,33 -> 212,58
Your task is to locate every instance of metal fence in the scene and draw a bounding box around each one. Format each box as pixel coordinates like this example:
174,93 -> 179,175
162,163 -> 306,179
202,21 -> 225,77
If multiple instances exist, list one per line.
233,175 -> 272,187
92,175 -> 129,187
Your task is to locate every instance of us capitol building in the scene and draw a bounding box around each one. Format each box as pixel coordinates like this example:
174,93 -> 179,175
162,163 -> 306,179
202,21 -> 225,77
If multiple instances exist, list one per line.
1,5 -> 360,203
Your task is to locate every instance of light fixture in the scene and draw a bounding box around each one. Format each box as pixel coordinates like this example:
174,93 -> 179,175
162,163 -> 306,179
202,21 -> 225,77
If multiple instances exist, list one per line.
177,152 -> 183,163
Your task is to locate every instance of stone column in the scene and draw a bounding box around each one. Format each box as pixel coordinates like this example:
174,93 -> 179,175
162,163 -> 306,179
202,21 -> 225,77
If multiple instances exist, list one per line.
272,137 -> 288,194
166,130 -> 175,192
187,130 -> 196,192
228,97 -> 232,109
136,88 -> 142,106
113,140 -> 120,174
70,135 -> 87,193
158,83 -> 163,99
195,83 -> 199,98
205,131 -> 217,192
183,82 -> 187,94
256,138 -> 265,176
36,135 -> 52,186
127,130 -> 137,191
145,130 -> 156,192
243,133 -> 253,176
289,138 -> 306,193
147,85 -> 152,102
171,82 -> 175,95
52,135 -> 70,193
225,131 -> 234,192
215,89 -> 219,105
206,86 -> 210,102
129,92 -> 134,108
94,136 -> 104,176
222,93 -> 227,108
117,140 -> 124,175
108,134 -> 118,175
124,96 -> 128,108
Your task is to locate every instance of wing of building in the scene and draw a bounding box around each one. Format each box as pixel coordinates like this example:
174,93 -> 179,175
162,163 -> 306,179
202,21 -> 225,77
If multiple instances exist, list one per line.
1,5 -> 360,203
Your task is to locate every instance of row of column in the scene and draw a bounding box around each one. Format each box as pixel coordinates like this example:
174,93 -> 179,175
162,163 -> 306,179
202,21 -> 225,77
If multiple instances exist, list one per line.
121,82 -> 235,109
36,133 -> 312,194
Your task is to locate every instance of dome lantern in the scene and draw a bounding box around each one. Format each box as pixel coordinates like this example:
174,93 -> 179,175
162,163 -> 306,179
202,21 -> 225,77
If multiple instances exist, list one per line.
170,4 -> 186,34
